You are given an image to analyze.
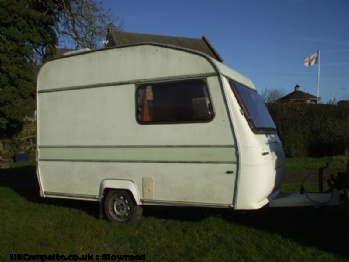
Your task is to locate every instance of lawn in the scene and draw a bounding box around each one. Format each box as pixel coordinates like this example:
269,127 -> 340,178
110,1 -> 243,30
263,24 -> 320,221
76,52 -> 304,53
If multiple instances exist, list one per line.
286,156 -> 348,170
1,161 -> 349,261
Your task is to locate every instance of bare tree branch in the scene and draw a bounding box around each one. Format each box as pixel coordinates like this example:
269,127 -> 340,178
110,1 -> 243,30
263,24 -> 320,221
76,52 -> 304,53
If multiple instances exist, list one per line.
53,0 -> 123,49
261,88 -> 287,103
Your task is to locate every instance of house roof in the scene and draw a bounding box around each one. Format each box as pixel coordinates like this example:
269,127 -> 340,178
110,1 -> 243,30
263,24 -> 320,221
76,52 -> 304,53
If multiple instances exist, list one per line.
277,85 -> 318,103
105,28 -> 223,62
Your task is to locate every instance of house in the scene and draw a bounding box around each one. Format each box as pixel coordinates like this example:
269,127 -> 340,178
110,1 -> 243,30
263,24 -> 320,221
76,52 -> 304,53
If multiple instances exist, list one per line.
104,27 -> 223,62
277,84 -> 318,104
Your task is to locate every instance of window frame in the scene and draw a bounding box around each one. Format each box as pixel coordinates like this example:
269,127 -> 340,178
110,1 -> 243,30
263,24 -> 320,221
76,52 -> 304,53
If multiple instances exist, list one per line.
136,78 -> 215,125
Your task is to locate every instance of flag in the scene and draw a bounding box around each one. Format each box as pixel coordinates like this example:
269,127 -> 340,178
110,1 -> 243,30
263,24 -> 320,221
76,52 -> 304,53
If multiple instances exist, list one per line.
304,51 -> 319,67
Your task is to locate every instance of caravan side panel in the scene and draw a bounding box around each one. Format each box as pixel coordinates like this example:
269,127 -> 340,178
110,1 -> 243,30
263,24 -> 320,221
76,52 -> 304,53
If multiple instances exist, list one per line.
37,46 -> 239,206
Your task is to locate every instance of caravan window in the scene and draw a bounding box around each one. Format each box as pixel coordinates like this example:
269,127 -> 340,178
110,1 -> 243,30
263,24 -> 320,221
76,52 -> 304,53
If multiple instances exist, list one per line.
137,79 -> 214,123
228,79 -> 276,133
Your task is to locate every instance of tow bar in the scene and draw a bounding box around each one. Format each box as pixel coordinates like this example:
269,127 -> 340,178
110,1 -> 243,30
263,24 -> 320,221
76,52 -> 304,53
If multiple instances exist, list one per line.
270,157 -> 349,209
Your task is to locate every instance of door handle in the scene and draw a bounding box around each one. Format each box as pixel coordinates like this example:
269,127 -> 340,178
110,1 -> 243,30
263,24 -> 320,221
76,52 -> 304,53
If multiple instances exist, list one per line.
262,152 -> 269,156
226,171 -> 234,174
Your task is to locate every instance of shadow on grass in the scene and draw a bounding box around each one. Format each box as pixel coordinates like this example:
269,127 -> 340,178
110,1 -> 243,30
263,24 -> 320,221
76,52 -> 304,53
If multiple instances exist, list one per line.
224,206 -> 349,259
1,164 -> 349,259
143,204 -> 349,259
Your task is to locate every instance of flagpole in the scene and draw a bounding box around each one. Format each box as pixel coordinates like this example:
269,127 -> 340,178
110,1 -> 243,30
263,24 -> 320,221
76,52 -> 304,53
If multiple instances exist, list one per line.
317,49 -> 320,104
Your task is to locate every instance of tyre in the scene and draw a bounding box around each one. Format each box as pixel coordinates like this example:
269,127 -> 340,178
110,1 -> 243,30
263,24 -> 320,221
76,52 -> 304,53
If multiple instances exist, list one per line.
103,190 -> 143,223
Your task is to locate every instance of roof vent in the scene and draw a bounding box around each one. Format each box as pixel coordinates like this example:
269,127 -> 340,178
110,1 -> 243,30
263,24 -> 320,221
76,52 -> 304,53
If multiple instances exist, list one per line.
63,48 -> 91,56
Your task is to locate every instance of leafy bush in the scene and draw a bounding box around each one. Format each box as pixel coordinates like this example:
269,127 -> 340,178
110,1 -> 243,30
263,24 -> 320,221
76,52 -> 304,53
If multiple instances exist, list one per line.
267,103 -> 349,157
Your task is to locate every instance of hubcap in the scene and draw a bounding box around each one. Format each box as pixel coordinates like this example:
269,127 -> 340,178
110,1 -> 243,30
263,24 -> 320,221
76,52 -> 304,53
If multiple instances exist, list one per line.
111,195 -> 131,221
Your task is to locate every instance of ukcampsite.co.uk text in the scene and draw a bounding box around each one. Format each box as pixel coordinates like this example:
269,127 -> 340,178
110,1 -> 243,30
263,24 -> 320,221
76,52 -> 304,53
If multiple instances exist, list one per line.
10,253 -> 146,261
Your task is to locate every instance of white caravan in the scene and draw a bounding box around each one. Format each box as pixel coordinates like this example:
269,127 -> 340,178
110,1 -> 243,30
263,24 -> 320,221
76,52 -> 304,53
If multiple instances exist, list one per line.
36,43 -> 286,223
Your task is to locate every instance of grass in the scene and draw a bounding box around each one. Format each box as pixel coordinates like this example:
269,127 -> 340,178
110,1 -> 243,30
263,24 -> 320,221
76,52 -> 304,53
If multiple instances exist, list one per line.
1,161 -> 349,261
286,156 -> 348,170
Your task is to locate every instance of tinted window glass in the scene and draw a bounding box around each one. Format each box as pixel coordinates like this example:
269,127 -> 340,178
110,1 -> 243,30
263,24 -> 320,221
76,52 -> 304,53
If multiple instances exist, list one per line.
229,80 -> 276,132
137,79 -> 214,123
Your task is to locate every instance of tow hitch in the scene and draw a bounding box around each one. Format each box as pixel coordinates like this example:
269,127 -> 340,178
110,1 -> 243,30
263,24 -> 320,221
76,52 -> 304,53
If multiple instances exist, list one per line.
327,158 -> 349,211
270,157 -> 349,209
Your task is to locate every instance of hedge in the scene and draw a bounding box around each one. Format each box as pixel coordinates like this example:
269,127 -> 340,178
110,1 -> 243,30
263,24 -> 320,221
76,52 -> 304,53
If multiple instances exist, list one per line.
266,103 -> 349,158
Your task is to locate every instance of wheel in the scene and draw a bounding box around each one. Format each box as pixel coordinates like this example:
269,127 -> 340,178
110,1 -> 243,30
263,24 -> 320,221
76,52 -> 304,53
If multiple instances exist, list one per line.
103,190 -> 143,223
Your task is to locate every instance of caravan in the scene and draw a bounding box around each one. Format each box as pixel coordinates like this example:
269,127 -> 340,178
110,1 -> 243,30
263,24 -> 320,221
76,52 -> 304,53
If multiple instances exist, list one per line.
36,43 -> 286,223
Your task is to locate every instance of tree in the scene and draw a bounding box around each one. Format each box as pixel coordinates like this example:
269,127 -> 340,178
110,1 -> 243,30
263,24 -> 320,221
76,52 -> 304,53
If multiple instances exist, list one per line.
0,0 -> 56,137
261,87 -> 287,103
52,0 -> 123,49
0,0 -> 122,137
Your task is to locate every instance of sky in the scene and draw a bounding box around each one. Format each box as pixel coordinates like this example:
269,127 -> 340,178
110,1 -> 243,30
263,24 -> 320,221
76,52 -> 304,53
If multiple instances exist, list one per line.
104,0 -> 349,103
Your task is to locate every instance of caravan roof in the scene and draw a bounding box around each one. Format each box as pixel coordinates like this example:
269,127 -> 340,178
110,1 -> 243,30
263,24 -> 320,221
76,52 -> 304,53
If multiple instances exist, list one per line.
38,43 -> 255,92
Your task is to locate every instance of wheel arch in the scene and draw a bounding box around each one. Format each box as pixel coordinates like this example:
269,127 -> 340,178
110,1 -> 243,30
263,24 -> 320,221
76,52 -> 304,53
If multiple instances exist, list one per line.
98,179 -> 142,205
